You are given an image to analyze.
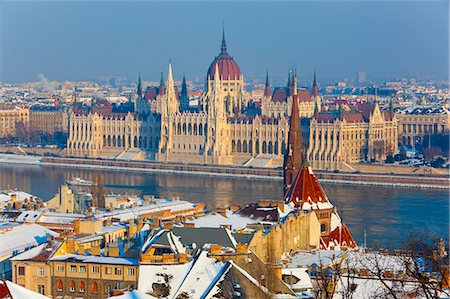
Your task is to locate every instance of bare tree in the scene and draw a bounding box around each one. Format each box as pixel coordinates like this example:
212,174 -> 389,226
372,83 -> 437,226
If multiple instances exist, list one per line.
91,173 -> 105,208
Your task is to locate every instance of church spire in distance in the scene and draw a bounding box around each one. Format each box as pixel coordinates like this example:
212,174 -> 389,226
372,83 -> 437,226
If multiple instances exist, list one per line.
137,72 -> 142,98
221,26 -> 227,53
264,69 -> 271,98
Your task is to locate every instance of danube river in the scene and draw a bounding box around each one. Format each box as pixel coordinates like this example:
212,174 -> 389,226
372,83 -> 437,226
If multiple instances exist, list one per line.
1,163 -> 448,249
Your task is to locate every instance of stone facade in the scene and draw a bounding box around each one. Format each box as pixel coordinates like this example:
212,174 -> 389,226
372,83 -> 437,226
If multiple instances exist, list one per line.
0,106 -> 29,138
305,103 -> 398,170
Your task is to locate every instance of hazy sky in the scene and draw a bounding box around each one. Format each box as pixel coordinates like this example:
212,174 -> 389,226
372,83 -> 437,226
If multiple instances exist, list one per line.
1,1 -> 448,83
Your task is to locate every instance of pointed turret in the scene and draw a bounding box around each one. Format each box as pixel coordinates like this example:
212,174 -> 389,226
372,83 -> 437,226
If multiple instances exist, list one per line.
180,74 -> 189,111
220,27 -> 227,53
158,71 -> 165,96
166,62 -> 175,97
137,73 -> 142,98
283,75 -> 303,194
312,70 -> 319,97
264,70 -> 271,98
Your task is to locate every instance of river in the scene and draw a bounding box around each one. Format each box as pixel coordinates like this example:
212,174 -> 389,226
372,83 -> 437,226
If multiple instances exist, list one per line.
0,163 -> 448,249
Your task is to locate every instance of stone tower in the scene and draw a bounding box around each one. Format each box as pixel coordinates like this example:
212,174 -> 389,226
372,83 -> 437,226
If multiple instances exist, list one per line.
283,75 -> 303,194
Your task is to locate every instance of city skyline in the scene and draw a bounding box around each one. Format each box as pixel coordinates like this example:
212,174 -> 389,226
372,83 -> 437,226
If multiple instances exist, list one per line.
1,1 -> 449,83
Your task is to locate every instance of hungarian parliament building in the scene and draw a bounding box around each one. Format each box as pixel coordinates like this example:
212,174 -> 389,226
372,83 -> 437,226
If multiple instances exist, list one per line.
66,31 -> 398,169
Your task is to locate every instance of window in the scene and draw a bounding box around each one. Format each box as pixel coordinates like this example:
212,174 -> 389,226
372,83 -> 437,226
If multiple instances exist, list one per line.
114,267 -> 122,275
69,281 -> 75,292
91,282 -> 98,294
38,284 -> 45,294
79,281 -> 85,293
70,265 -> 77,272
57,280 -> 63,291
37,267 -> 45,277
57,265 -> 64,272
114,282 -> 124,289
127,268 -> 135,276
79,266 -> 86,273
18,266 -> 25,276
320,223 -> 327,233
105,267 -> 112,274
92,266 -> 100,273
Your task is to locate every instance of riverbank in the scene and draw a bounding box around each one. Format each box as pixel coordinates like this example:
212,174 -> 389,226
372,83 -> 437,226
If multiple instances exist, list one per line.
0,154 -> 448,189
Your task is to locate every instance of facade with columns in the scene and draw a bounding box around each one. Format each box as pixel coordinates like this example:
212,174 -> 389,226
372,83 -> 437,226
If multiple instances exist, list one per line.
305,103 -> 398,170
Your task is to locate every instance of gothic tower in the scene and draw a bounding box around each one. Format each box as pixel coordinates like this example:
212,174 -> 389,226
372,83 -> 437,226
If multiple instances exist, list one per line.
180,74 -> 189,111
311,71 -> 321,113
283,75 -> 303,194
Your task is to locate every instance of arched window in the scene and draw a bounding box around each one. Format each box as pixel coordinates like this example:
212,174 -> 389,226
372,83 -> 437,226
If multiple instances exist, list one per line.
57,280 -> 63,291
117,135 -> 122,147
79,281 -> 85,293
112,136 -> 116,147
183,123 -> 187,134
177,123 -> 181,135
107,136 -> 111,147
198,123 -> 203,136
237,140 -> 242,153
91,282 -> 98,294
70,281 -> 75,292
188,123 -> 192,135
262,141 -> 267,153
243,140 -> 248,153
232,140 -> 236,152
193,123 -> 198,135
268,141 -> 273,154
134,136 -> 137,147
321,224 -> 326,233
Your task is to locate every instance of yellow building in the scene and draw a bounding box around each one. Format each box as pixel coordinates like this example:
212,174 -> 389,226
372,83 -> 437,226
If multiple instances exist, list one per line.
306,103 -> 398,170
29,106 -> 68,134
395,105 -> 450,147
0,106 -> 29,138
11,240 -> 62,297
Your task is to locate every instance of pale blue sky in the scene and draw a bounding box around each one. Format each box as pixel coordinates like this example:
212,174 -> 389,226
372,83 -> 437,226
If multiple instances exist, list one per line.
1,1 -> 448,83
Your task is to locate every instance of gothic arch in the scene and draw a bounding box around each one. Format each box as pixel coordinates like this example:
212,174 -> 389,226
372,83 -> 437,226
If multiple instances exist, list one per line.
237,140 -> 242,153
243,140 -> 248,153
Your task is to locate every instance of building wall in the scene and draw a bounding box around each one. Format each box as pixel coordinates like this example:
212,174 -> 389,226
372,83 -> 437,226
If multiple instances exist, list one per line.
396,112 -> 450,146
0,107 -> 29,138
12,261 -> 52,296
51,261 -> 138,299
29,110 -> 67,134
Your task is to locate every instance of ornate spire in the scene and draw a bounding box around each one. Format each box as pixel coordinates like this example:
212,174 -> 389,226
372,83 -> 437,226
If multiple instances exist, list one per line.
181,74 -> 187,96
221,26 -> 227,53
283,74 -> 303,194
158,70 -> 165,96
264,69 -> 271,98
137,72 -> 142,98
312,70 -> 319,97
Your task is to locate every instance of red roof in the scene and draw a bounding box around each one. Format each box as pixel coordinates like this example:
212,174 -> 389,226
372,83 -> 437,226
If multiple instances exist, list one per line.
207,52 -> 241,80
144,87 -> 158,101
343,112 -> 364,123
315,113 -> 336,123
360,103 -> 376,121
272,88 -> 288,103
285,161 -> 330,209
320,224 -> 357,249
298,90 -> 312,102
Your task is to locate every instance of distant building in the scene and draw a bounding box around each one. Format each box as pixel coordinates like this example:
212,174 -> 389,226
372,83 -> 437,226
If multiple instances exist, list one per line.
0,106 -> 29,139
395,105 -> 450,147
357,71 -> 366,84
305,103 -> 398,170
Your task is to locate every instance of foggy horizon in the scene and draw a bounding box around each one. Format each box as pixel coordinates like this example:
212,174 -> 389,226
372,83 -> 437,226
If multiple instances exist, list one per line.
1,1 -> 448,83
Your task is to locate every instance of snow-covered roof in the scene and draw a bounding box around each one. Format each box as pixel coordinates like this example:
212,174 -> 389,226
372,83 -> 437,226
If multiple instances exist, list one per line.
0,190 -> 37,203
188,210 -> 259,230
106,290 -> 157,299
0,280 -> 49,299
0,223 -> 59,259
282,268 -> 313,291
15,210 -> 44,223
288,250 -> 345,268
50,254 -> 138,265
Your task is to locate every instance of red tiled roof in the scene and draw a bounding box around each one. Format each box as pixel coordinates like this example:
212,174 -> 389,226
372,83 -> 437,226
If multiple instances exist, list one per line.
285,161 -> 330,209
343,112 -> 364,123
207,52 -> 241,80
360,103 -> 376,121
297,90 -> 312,102
315,113 -> 336,123
144,87 -> 158,101
321,224 -> 356,249
272,88 -> 288,103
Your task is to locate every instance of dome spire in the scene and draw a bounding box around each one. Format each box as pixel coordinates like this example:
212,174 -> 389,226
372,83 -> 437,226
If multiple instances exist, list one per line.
221,26 -> 227,53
